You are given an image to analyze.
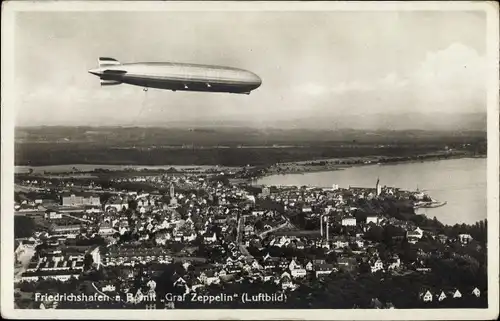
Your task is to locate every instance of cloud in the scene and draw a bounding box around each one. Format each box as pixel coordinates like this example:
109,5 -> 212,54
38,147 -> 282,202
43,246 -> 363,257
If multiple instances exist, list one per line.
411,43 -> 487,111
296,42 -> 487,116
13,9 -> 487,127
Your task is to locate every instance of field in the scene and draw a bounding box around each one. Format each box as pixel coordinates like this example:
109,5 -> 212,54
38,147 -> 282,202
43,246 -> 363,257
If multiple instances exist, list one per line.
15,126 -> 486,167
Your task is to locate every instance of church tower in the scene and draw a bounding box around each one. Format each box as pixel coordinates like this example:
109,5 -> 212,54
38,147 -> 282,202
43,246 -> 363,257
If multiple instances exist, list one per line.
170,183 -> 175,198
376,178 -> 381,196
169,183 -> 177,206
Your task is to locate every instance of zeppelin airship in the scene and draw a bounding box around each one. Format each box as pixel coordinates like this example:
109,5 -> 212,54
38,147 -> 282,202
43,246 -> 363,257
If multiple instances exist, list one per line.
88,57 -> 262,94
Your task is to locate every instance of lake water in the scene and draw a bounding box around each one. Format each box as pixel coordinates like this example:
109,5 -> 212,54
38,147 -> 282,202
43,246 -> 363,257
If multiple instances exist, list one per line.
256,158 -> 487,225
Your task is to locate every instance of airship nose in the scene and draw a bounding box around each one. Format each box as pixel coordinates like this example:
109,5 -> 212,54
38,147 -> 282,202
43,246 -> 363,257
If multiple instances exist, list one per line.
249,72 -> 262,87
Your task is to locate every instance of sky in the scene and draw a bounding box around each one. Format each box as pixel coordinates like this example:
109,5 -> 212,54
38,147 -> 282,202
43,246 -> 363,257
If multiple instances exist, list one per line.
13,10 -> 487,127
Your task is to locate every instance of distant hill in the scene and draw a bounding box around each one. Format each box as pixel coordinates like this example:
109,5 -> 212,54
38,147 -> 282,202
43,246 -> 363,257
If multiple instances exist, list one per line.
14,122 -> 487,166
267,112 -> 487,131
131,112 -> 487,131
15,124 -> 486,147
15,112 -> 486,132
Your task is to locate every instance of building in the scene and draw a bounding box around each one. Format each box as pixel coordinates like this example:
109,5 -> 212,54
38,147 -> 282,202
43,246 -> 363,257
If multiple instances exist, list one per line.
421,290 -> 433,302
169,183 -> 178,206
290,267 -> 307,278
44,209 -> 62,220
61,192 -> 100,207
341,217 -> 357,226
406,227 -> 424,243
102,285 -> 116,292
90,246 -> 101,269
99,223 -> 116,236
104,246 -> 172,266
51,224 -> 81,234
371,258 -> 384,273
366,216 -> 380,225
170,183 -> 175,197
105,202 -> 129,212
387,255 -> 401,270
22,255 -> 84,282
458,234 -> 473,244
21,271 -> 81,282
337,257 -> 358,272
315,264 -> 336,277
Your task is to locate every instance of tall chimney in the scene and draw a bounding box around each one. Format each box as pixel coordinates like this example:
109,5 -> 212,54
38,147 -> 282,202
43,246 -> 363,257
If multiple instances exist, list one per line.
320,215 -> 323,237
326,217 -> 330,242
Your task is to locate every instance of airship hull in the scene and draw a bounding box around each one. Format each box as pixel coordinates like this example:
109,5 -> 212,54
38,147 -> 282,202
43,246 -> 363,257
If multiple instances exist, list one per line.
90,59 -> 261,94
119,74 -> 258,94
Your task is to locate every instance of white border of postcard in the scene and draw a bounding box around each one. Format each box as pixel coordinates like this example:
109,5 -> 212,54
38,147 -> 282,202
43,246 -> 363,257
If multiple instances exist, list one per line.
1,1 -> 499,320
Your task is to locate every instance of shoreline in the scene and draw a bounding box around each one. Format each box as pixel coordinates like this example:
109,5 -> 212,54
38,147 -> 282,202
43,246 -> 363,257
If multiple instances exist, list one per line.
13,152 -> 485,176
245,153 -> 485,180
14,164 -> 239,175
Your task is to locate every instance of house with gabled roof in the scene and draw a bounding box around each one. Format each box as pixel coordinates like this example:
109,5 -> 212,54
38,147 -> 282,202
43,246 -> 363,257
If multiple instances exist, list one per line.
406,227 -> 424,244
387,254 -> 401,270
288,259 -> 301,271
280,271 -> 294,290
315,263 -> 336,277
173,277 -> 187,287
242,263 -> 252,272
420,290 -> 433,302
198,270 -> 219,286
370,258 -> 384,273
458,234 -> 473,244
370,297 -> 383,309
290,266 -> 307,278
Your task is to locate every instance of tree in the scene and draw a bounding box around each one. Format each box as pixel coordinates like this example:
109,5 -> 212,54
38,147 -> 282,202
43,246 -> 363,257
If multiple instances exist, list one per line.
365,226 -> 384,242
14,216 -> 36,238
359,262 -> 371,274
254,220 -> 264,231
399,242 -> 417,263
83,253 -> 94,270
128,199 -> 138,211
325,251 -> 338,263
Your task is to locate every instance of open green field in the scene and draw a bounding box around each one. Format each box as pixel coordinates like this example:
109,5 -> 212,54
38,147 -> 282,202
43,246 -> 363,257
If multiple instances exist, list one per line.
15,126 -> 486,167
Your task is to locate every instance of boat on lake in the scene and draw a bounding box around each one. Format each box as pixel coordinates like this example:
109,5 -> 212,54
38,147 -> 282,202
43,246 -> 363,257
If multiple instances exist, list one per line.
413,199 -> 447,209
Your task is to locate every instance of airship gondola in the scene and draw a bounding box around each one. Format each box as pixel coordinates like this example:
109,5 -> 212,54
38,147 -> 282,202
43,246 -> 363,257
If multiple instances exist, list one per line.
88,57 -> 262,94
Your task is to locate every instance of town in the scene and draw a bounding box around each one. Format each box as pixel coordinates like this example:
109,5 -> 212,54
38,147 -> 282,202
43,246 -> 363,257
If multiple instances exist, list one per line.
13,167 -> 488,309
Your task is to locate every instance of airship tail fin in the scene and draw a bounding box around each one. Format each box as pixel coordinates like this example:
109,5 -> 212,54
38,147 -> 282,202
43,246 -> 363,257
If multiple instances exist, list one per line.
99,57 -> 121,68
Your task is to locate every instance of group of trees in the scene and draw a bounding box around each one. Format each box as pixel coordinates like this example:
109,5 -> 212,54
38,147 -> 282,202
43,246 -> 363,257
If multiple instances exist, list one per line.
14,216 -> 36,238
442,220 -> 488,245
19,140 -> 470,167
286,269 -> 487,309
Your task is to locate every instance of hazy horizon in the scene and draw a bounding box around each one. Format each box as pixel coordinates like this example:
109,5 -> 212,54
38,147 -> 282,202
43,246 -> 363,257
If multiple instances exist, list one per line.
13,111 -> 487,132
14,10 -> 487,128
